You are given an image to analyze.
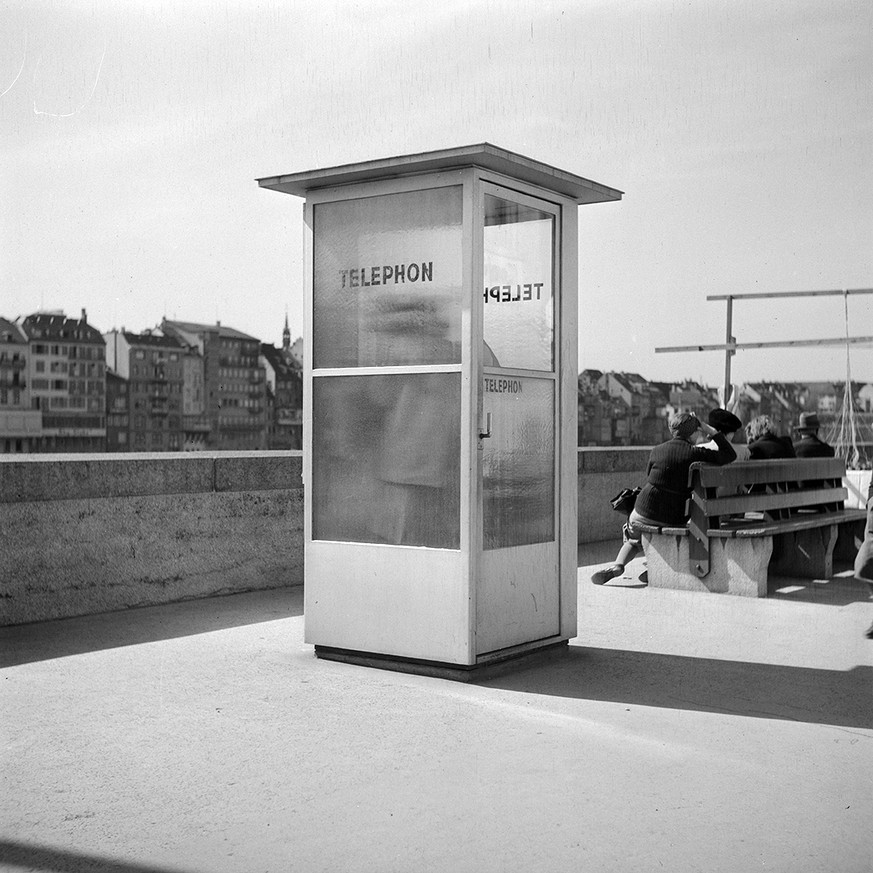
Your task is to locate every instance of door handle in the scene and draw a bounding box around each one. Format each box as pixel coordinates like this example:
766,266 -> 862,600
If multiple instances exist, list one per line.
479,412 -> 492,440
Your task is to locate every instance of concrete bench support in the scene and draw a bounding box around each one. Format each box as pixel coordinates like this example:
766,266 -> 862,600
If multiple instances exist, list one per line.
642,532 -> 771,598
769,525 -> 838,579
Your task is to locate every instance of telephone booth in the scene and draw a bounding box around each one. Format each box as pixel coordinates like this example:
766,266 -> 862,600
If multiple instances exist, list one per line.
258,144 -> 622,676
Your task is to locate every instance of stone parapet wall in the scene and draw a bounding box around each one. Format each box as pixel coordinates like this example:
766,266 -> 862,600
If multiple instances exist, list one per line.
1,448 -> 647,626
577,447 -> 650,543
0,452 -> 304,626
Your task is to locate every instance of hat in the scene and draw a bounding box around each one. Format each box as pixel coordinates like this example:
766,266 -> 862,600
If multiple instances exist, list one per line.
797,412 -> 820,431
668,412 -> 700,440
708,408 -> 742,435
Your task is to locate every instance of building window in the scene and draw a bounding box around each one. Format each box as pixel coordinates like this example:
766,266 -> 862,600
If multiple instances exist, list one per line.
35,360 -> 45,372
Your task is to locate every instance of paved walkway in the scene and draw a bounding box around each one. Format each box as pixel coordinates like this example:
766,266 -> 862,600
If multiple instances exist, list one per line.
2,543 -> 871,873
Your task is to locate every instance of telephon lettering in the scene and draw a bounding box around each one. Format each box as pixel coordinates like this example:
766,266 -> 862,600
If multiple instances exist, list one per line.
484,378 -> 522,394
340,262 -> 433,288
483,283 -> 545,303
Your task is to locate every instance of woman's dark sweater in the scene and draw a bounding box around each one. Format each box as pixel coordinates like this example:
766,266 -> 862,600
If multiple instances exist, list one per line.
748,434 -> 795,459
635,432 -> 737,525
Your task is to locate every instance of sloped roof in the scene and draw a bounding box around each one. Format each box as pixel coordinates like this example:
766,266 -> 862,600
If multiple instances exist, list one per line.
120,331 -> 183,349
261,343 -> 300,374
21,312 -> 104,344
163,319 -> 260,342
0,317 -> 28,344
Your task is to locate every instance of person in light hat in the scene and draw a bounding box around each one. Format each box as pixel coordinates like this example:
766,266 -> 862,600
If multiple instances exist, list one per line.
792,411 -> 835,458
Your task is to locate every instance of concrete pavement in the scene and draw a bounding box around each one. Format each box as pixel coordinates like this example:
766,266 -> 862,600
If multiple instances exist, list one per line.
2,542 -> 871,873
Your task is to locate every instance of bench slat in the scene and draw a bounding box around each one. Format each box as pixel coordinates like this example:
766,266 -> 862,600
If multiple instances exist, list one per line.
706,509 -> 867,538
692,486 -> 848,517
693,458 -> 845,488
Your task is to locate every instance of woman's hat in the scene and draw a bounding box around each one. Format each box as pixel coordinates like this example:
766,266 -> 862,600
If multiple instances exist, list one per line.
708,408 -> 742,434
669,412 -> 700,439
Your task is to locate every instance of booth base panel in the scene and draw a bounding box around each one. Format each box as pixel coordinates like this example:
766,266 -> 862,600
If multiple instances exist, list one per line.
314,637 -> 569,682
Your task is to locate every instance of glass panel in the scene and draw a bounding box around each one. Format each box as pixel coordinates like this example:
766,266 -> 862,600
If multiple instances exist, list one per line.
483,195 -> 555,371
313,187 -> 463,369
313,373 -> 461,549
482,376 -> 555,549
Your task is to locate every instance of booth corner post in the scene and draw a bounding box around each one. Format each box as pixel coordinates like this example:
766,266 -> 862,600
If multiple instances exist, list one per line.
258,143 -> 622,679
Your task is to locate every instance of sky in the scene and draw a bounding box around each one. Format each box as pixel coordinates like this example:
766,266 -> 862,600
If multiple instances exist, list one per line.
2,0 -> 871,388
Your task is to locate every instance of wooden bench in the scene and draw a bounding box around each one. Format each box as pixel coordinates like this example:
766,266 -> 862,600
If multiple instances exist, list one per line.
636,458 -> 868,597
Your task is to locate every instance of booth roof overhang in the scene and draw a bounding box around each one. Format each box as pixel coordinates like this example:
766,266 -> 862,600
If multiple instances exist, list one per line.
256,142 -> 623,205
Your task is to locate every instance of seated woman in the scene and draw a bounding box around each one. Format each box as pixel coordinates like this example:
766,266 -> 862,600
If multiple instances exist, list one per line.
746,415 -> 795,459
591,411 -> 736,585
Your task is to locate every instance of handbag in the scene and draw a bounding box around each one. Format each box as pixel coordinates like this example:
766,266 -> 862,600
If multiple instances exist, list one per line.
610,486 -> 641,515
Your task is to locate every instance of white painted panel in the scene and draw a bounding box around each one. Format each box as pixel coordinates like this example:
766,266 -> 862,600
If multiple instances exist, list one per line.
304,542 -> 470,664
477,542 -> 560,654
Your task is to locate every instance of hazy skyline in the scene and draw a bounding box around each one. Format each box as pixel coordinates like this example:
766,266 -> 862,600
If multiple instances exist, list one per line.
2,0 -> 871,386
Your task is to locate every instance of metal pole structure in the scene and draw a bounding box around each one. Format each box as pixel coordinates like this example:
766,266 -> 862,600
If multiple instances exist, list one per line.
723,296 -> 733,407
656,288 -> 873,394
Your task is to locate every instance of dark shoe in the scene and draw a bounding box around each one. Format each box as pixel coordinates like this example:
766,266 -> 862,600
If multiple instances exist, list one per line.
591,565 -> 623,585
639,571 -> 648,585
865,622 -> 873,640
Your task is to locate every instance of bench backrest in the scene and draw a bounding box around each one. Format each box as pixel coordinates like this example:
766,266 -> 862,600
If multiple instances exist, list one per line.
687,458 -> 847,526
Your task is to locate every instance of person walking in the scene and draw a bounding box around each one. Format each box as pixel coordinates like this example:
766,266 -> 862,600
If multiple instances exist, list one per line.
591,411 -> 736,585
854,478 -> 873,639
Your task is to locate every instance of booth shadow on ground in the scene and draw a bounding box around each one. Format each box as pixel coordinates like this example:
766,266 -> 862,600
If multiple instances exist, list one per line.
480,644 -> 873,730
0,587 -> 304,669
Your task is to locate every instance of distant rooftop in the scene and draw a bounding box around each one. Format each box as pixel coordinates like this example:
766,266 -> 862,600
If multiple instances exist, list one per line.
21,312 -> 104,344
117,330 -> 183,349
163,319 -> 260,342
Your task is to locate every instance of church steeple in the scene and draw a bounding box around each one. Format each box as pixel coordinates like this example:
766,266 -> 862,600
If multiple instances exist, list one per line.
282,311 -> 291,353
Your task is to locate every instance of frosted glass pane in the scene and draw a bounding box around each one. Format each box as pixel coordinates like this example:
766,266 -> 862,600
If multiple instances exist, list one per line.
313,374 -> 461,549
313,187 -> 463,369
482,376 -> 555,549
483,195 -> 554,371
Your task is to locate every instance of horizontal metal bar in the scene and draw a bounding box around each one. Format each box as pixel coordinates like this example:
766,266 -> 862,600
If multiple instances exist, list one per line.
656,336 -> 873,353
706,288 -> 873,301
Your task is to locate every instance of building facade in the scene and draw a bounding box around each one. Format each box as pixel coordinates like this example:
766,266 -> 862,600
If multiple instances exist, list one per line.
104,329 -> 184,452
261,342 -> 303,450
163,320 -> 267,450
0,318 -> 41,453
105,371 -> 130,452
21,311 -> 106,452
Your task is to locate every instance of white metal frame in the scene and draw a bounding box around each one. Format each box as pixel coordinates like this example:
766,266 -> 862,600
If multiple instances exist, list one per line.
299,164 -> 580,666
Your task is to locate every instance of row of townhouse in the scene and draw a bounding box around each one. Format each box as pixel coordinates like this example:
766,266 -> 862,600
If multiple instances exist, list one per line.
579,370 -> 873,455
578,370 -> 719,446
0,311 -> 303,454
